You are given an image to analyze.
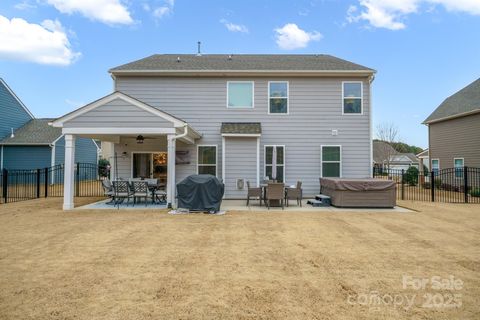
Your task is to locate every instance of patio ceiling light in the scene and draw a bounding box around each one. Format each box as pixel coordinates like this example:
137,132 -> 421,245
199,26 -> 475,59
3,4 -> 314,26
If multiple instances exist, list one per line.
136,135 -> 144,144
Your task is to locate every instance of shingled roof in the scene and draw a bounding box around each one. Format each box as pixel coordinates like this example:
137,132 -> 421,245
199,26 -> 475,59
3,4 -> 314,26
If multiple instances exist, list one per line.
110,54 -> 374,73
221,122 -> 261,135
0,119 -> 61,145
424,78 -> 480,124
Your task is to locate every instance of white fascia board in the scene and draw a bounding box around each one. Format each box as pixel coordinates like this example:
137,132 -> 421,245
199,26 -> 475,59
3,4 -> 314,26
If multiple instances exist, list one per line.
110,70 -> 376,77
61,127 -> 176,135
221,133 -> 261,137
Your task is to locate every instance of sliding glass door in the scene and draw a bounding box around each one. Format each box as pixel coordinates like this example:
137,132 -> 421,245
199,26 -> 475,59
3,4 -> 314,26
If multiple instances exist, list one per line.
132,152 -> 168,184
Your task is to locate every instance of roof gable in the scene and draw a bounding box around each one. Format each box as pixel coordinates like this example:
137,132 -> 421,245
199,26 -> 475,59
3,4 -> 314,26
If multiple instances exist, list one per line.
51,91 -> 186,128
424,77 -> 480,124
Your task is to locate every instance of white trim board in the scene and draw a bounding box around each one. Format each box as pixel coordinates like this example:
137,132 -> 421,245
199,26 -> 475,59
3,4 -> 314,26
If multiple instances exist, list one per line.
62,128 -> 177,135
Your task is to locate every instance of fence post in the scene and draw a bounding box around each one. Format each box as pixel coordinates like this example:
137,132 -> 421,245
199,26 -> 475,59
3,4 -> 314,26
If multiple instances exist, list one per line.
2,169 -> 7,203
44,167 -> 49,198
401,169 -> 405,200
36,169 -> 41,198
431,170 -> 435,202
464,166 -> 468,203
76,163 -> 80,197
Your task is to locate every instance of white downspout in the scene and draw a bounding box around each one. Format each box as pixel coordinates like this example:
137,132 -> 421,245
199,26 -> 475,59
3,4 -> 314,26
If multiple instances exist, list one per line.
167,124 -> 188,208
369,74 -> 375,178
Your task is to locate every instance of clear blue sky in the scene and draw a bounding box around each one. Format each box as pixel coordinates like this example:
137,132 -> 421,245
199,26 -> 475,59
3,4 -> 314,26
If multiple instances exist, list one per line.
1,0 -> 479,148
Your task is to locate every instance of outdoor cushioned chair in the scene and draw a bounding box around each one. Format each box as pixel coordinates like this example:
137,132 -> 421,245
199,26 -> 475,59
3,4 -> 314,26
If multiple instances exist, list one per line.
285,181 -> 302,207
246,181 -> 262,206
112,181 -> 133,206
101,179 -> 114,204
154,189 -> 167,203
132,181 -> 149,206
265,182 -> 285,210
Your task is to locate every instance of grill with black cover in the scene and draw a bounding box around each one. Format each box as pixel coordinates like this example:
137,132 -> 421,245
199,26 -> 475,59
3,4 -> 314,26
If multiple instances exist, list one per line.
176,174 -> 224,212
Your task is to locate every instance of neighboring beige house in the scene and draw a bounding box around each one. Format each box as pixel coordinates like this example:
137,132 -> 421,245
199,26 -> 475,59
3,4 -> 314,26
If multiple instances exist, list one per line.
416,149 -> 429,170
423,78 -> 480,171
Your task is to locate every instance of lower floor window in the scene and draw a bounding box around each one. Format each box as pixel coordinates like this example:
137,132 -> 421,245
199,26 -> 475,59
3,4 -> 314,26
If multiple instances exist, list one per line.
265,145 -> 284,182
197,145 -> 217,176
454,158 -> 464,178
322,146 -> 341,177
431,159 -> 439,173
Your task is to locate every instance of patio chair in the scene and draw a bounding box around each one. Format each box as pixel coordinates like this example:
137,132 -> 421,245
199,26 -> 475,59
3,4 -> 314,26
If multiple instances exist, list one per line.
132,181 -> 149,207
155,189 -> 167,204
145,178 -> 158,186
285,181 -> 302,207
101,179 -> 114,204
112,181 -> 132,206
264,182 -> 285,210
246,181 -> 262,206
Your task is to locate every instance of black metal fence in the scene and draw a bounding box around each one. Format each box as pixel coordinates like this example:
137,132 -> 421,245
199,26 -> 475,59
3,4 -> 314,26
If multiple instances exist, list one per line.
1,163 -> 108,204
373,167 -> 480,203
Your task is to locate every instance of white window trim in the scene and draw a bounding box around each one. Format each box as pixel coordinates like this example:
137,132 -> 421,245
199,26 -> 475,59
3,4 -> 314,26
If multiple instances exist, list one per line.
197,145 -> 218,176
130,151 -> 167,179
264,145 -> 285,182
431,158 -> 440,171
320,145 -> 342,178
226,81 -> 255,109
341,81 -> 363,115
268,81 -> 289,115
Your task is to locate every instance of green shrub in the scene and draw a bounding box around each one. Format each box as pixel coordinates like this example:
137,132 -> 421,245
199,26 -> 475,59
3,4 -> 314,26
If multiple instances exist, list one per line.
98,158 -> 111,178
404,166 -> 419,186
433,178 -> 442,189
470,188 -> 480,197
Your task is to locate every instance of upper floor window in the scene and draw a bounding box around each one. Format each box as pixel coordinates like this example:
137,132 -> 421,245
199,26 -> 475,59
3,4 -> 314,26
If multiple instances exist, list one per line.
269,81 -> 288,114
342,82 -> 363,114
227,81 -> 254,108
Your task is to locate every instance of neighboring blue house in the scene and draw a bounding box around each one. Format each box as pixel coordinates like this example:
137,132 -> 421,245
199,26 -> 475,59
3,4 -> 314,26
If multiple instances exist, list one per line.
0,78 -> 100,170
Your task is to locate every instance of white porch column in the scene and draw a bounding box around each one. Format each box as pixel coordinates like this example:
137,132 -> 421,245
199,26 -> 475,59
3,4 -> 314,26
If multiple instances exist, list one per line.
167,134 -> 176,208
256,137 -> 260,187
63,134 -> 76,210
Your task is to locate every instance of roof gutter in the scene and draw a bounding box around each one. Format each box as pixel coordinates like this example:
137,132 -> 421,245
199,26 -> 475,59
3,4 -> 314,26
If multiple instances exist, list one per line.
109,69 -> 376,77
422,108 -> 480,125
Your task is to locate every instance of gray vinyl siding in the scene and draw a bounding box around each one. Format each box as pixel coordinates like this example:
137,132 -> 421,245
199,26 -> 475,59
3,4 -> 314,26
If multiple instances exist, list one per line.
115,76 -> 371,197
429,113 -> 480,168
55,137 -> 99,166
224,137 -> 258,198
0,81 -> 33,140
2,145 -> 51,170
64,98 -> 174,128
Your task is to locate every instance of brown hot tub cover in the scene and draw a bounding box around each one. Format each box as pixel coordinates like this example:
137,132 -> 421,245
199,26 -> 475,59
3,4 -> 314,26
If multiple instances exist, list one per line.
320,178 -> 396,208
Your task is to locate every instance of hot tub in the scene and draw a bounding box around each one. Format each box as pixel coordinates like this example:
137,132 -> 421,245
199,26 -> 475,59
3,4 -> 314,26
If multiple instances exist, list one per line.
320,178 -> 396,208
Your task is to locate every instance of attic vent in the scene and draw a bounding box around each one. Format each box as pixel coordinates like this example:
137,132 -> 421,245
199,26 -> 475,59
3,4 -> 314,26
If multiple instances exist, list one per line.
177,56 -> 181,62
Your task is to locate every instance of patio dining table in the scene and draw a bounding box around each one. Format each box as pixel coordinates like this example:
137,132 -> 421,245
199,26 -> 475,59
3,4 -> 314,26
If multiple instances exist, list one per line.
259,183 -> 296,206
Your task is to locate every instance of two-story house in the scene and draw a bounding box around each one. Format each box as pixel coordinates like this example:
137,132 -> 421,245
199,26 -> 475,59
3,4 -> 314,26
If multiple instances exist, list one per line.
423,77 -> 480,171
0,78 -> 100,170
50,54 -> 376,210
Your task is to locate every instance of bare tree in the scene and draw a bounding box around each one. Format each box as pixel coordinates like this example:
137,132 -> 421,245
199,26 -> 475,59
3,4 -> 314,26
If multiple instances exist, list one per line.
375,122 -> 399,170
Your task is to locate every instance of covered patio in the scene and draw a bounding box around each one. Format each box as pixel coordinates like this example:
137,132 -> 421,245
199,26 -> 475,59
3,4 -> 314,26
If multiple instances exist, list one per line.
50,92 -> 201,210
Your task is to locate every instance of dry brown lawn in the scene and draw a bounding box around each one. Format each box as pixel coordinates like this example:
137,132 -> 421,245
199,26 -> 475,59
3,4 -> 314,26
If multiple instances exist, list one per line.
0,198 -> 478,320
